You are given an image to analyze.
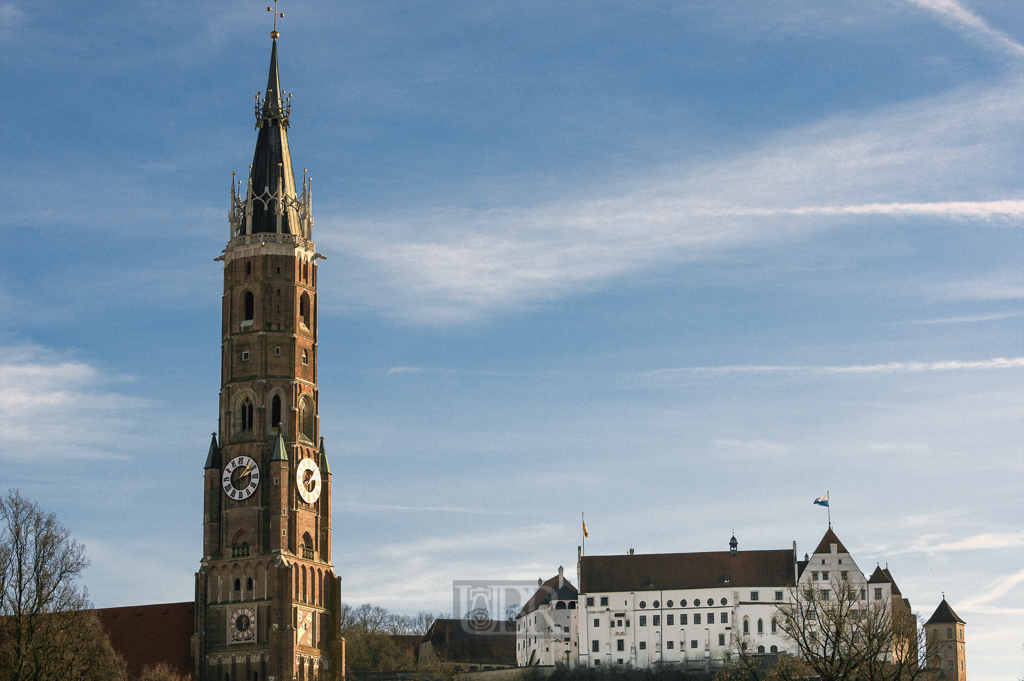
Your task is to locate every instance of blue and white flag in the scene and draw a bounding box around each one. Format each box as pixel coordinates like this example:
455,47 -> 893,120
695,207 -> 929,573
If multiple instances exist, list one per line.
813,493 -> 829,507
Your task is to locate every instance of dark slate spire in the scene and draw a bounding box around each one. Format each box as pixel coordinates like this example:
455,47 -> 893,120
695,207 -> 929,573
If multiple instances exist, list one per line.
241,37 -> 301,236
270,429 -> 289,461
204,432 -> 221,469
926,598 -> 965,625
319,436 -> 330,475
262,39 -> 285,121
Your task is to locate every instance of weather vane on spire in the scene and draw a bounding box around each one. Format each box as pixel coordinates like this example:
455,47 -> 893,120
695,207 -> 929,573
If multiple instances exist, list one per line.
267,1 -> 283,39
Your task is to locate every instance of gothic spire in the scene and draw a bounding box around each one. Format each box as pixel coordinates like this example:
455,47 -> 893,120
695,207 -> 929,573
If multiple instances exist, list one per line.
237,35 -> 306,237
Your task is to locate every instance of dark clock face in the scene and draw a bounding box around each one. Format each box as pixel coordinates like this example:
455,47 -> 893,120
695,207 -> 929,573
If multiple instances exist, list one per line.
231,607 -> 256,642
222,455 -> 260,500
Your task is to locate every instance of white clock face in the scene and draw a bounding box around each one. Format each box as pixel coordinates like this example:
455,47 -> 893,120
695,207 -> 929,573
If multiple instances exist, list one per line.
230,607 -> 256,642
222,455 -> 260,501
296,458 -> 321,504
296,607 -> 313,647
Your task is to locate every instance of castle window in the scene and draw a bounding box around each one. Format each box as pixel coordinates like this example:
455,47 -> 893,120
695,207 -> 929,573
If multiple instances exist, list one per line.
874,588 -> 883,601
275,347 -> 281,356
757,618 -> 763,634
638,616 -> 645,627
242,351 -> 249,361
822,572 -> 828,580
770,645 -> 777,653
775,591 -> 783,601
600,596 -> 608,606
694,613 -> 701,625
721,612 -> 728,623
666,640 -> 673,649
771,618 -> 777,633
666,614 -> 673,625
757,645 -> 765,653
680,614 -> 686,625
750,591 -> 759,601
719,634 -> 725,646
638,641 -> 646,650
271,395 -> 282,428
234,579 -> 241,592
652,615 -> 660,626
302,350 -> 308,365
244,291 -> 255,321
947,627 -> 953,639
743,618 -> 749,634
245,261 -> 252,276
812,572 -> 819,581
707,613 -> 714,624
247,578 -> 253,590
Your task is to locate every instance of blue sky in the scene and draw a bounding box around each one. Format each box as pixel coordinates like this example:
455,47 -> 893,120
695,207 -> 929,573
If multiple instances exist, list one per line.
1,0 -> 1022,677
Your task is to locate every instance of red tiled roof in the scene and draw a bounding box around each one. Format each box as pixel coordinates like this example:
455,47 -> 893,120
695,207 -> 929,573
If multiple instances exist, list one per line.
580,549 -> 795,593
867,565 -> 889,584
518,574 -> 578,618
812,527 -> 848,554
925,599 -> 965,625
96,602 -> 194,679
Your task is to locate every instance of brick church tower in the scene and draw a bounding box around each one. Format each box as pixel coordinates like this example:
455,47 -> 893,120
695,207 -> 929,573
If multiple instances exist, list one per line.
192,24 -> 341,681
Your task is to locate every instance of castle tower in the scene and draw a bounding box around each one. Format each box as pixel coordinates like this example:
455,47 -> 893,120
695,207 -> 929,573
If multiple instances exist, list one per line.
192,26 -> 340,681
925,598 -> 966,681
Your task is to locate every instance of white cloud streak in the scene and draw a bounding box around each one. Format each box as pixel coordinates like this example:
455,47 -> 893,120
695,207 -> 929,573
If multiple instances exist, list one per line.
322,80 -> 1024,323
905,0 -> 1024,58
645,356 -> 1024,377
0,345 -> 147,460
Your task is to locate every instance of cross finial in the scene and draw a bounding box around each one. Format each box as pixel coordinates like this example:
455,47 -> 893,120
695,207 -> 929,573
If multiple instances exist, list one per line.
267,1 -> 283,38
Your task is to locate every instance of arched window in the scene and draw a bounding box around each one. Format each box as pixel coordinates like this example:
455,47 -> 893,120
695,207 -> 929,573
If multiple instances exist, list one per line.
240,398 -> 254,432
244,291 -> 254,321
770,645 -> 778,653
271,395 -> 282,428
300,398 -> 313,440
247,578 -> 254,591
757,645 -> 765,653
758,618 -> 763,634
302,566 -> 308,602
771,618 -> 777,633
245,261 -> 252,276
299,292 -> 310,327
743,618 -> 749,634
234,579 -> 241,592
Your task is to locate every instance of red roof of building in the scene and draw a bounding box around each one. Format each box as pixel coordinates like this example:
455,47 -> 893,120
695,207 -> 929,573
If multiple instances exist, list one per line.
580,548 -> 795,592
812,527 -> 849,554
517,573 -> 578,618
96,602 -> 194,679
925,598 -> 965,625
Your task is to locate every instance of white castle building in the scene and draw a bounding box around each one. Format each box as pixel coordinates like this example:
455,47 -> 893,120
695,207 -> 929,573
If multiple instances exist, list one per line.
567,527 -> 907,667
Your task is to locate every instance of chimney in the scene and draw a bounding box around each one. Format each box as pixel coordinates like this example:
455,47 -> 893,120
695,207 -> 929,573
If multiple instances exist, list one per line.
558,566 -> 564,588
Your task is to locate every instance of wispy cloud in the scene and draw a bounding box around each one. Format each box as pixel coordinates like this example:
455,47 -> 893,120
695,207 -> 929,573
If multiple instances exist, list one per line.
895,532 -> 1024,556
905,0 -> 1024,59
957,566 -> 1024,615
0,344 -> 148,460
911,311 -> 1023,324
344,501 -> 512,515
644,357 -> 1024,378
322,80 -> 1024,323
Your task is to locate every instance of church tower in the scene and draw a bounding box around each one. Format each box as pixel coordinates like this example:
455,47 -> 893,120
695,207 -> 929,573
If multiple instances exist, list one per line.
193,22 -> 340,681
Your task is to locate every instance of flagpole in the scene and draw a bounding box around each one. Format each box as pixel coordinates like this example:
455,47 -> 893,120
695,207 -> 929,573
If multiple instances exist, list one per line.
582,512 -> 585,556
827,491 -> 831,527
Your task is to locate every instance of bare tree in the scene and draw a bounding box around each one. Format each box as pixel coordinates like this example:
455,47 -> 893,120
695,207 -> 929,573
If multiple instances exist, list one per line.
0,489 -> 127,681
758,575 -> 943,681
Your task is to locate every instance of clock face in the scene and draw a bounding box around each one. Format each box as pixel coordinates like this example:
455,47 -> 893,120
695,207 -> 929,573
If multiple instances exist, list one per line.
222,455 -> 260,501
296,607 -> 313,647
230,607 -> 256,642
295,458 -> 321,504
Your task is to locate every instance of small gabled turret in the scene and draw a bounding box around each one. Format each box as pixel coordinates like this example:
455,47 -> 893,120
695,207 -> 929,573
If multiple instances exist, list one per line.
319,436 -> 330,475
270,429 -> 289,461
204,432 -> 221,469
